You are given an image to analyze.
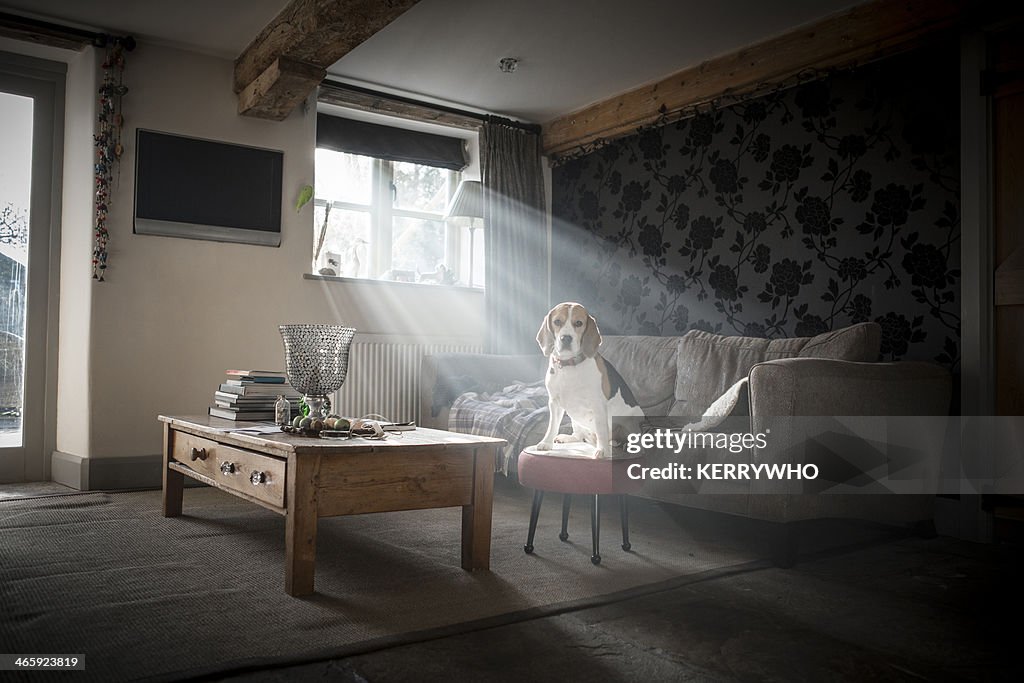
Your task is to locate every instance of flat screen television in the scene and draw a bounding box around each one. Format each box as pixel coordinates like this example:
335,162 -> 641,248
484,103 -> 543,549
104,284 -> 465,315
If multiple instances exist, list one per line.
133,129 -> 284,247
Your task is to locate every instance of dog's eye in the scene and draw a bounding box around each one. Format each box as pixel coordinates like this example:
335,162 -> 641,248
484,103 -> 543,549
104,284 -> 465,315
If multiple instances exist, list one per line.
553,319 -> 562,326
573,320 -> 583,327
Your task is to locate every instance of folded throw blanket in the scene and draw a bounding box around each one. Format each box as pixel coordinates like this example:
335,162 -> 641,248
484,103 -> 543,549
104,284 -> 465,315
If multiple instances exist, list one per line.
682,376 -> 750,432
449,381 -> 556,476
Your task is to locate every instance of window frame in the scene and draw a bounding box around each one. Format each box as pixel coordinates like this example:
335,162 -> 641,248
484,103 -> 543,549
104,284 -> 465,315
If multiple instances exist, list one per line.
312,152 -> 464,282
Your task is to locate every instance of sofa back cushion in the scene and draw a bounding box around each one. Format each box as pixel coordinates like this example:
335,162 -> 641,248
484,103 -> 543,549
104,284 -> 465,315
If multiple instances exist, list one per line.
672,322 -> 882,416
797,322 -> 881,361
600,336 -> 680,414
673,332 -> 805,416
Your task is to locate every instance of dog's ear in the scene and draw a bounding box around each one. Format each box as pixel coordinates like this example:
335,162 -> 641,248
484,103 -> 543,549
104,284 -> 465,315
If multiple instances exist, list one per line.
581,314 -> 602,357
536,311 -> 555,356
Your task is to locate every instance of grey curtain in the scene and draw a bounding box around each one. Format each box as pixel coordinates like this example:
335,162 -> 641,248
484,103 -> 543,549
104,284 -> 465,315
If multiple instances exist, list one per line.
481,120 -> 548,354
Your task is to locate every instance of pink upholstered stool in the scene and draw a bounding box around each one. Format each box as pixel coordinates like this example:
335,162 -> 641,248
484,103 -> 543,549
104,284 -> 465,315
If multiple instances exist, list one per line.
518,445 -> 644,565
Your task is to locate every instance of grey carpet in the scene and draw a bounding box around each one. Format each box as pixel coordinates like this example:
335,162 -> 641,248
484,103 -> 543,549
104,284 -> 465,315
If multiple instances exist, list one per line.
0,482 -> 760,682
0,481 -> 78,500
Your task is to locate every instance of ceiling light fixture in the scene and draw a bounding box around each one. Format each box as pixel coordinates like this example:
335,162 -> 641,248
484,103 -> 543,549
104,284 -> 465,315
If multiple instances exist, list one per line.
498,57 -> 519,74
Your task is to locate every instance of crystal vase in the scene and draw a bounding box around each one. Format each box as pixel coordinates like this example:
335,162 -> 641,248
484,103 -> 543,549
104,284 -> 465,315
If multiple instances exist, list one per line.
279,324 -> 356,419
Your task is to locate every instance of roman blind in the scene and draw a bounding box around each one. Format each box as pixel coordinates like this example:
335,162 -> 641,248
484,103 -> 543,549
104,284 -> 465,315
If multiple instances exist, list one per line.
316,113 -> 468,171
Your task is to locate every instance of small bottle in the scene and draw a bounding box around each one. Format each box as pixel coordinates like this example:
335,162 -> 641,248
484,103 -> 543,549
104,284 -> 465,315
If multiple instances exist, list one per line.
274,395 -> 291,426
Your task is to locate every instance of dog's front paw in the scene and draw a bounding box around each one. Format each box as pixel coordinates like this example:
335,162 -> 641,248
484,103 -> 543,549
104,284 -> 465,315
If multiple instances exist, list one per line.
554,434 -> 581,444
534,441 -> 553,451
592,447 -> 606,459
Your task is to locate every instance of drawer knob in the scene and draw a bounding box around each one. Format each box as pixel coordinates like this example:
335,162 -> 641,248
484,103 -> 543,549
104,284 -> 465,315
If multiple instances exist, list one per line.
250,471 -> 267,486
190,447 -> 207,462
220,461 -> 237,475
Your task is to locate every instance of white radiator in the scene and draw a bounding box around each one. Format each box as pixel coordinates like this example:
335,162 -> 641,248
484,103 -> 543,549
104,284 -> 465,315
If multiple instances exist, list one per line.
334,335 -> 481,422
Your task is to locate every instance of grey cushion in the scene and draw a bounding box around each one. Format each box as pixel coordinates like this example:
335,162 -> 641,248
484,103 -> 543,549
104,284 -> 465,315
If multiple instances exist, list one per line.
674,331 -> 806,415
798,322 -> 881,361
601,335 -> 680,414
673,322 -> 884,416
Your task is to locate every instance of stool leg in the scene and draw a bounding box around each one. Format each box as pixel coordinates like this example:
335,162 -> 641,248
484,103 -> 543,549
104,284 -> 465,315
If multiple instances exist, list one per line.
559,494 -> 571,542
591,494 -> 601,565
524,490 -> 544,554
620,495 -> 632,552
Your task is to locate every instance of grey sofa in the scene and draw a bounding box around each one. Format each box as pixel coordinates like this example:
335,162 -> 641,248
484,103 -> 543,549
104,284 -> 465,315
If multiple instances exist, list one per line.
420,323 -> 952,564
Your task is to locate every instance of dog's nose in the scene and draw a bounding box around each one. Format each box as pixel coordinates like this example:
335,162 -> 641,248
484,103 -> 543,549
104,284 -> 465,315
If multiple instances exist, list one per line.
560,335 -> 573,345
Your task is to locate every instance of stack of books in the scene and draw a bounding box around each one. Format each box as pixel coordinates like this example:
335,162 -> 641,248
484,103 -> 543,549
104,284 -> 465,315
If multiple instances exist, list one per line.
208,370 -> 301,421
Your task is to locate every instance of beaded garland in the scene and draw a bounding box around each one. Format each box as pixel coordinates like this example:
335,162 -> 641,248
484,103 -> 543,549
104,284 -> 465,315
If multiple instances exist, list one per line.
93,43 -> 127,281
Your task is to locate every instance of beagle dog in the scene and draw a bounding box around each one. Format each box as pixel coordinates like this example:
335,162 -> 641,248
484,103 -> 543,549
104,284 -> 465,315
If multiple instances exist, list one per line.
533,302 -> 644,458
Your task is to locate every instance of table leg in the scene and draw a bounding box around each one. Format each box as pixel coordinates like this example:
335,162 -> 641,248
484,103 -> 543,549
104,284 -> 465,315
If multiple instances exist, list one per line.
462,447 -> 495,570
162,424 -> 183,517
286,454 -> 320,596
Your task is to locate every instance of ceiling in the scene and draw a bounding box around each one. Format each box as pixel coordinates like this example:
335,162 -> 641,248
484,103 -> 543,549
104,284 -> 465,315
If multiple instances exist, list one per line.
1,0 -> 861,122
0,0 -> 289,57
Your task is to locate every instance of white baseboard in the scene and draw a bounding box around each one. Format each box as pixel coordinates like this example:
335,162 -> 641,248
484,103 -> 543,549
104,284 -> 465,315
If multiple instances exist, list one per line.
50,451 -> 166,490
51,450 -> 89,490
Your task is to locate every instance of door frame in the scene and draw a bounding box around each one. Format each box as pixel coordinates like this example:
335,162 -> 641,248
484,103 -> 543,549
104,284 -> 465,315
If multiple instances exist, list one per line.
960,32 -> 994,420
0,51 -> 65,483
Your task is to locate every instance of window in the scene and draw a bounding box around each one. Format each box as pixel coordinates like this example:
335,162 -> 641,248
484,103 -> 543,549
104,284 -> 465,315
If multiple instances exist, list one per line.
313,149 -> 481,287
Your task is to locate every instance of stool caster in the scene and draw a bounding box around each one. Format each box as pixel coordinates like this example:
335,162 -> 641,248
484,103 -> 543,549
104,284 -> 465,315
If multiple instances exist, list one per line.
622,542 -> 631,552
558,531 -> 569,542
524,544 -> 534,554
591,554 -> 601,565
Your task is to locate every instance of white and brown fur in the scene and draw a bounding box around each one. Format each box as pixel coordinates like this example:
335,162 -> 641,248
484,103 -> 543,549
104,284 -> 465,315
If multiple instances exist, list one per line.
533,302 -> 644,458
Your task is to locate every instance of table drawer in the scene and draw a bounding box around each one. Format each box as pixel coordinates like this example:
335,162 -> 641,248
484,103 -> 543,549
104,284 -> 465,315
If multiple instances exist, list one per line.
171,431 -> 286,508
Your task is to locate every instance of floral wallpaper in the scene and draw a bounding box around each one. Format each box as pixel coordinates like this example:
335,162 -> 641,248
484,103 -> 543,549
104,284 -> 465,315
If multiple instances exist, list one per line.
551,49 -> 960,368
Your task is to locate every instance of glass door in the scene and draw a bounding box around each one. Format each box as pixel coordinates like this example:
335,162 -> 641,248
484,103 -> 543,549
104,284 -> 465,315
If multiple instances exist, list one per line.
0,58 -> 63,483
0,91 -> 32,456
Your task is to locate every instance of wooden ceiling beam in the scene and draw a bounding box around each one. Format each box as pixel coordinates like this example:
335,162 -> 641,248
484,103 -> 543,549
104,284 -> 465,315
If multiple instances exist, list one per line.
541,0 -> 975,157
238,56 -> 327,119
318,81 -> 482,130
0,11 -> 134,52
234,0 -> 421,121
0,12 -> 88,51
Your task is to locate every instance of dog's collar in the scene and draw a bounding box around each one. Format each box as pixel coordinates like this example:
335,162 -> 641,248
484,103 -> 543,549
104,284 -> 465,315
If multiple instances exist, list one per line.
550,352 -> 588,368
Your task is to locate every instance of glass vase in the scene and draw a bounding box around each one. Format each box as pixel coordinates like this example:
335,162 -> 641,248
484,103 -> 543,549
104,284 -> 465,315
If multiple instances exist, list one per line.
279,324 -> 356,419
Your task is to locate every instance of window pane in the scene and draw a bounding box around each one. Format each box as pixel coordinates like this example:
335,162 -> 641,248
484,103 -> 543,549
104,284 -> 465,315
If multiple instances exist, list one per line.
392,216 -> 445,276
315,149 -> 372,205
393,161 -> 449,213
314,204 -> 370,278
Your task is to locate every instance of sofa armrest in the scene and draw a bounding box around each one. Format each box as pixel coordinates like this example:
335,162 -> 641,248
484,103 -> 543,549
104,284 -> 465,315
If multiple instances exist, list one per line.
748,358 -> 952,419
745,358 -> 951,504
419,353 -> 547,429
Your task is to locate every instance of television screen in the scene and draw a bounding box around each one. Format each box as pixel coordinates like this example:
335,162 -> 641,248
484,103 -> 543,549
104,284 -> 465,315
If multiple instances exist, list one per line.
134,129 -> 283,247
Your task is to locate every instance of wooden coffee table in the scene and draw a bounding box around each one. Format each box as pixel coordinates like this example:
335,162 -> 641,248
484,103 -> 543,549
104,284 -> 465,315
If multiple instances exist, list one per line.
159,415 -> 505,596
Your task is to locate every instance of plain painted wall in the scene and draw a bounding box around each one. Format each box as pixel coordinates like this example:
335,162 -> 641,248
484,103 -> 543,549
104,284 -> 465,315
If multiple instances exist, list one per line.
84,42 -> 484,459
56,46 -> 98,459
